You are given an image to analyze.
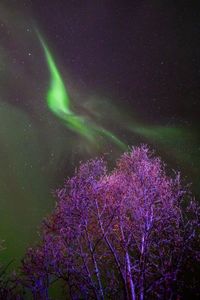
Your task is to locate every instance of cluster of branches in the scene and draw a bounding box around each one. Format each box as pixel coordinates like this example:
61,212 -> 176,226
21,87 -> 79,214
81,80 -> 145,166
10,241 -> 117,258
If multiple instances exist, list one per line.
1,145 -> 200,299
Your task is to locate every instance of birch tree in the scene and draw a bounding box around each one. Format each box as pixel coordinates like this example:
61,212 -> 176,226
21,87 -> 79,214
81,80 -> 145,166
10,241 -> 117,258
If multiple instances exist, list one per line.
21,145 -> 200,299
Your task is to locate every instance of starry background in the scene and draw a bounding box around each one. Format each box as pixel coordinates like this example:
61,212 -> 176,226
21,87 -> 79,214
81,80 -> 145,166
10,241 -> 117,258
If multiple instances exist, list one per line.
0,0 -> 200,266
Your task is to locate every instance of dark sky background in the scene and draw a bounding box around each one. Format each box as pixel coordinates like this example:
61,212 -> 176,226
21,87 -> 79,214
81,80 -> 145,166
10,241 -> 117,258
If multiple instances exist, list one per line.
0,0 -> 200,265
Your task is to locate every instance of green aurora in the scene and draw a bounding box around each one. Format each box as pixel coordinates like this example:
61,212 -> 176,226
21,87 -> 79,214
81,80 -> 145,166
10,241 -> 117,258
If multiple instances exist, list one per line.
0,2 -> 199,273
37,31 -> 127,150
37,30 -> 200,194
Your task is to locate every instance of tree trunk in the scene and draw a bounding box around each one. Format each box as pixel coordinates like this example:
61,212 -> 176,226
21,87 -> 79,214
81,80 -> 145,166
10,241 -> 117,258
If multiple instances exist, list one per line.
125,252 -> 136,300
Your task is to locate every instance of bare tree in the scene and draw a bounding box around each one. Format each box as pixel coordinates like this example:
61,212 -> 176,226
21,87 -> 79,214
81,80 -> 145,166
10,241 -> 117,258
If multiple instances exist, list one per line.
21,145 -> 200,299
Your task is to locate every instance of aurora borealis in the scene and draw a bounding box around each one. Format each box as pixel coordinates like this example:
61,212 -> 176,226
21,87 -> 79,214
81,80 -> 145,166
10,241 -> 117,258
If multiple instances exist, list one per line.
0,0 -> 200,270
37,30 -> 126,149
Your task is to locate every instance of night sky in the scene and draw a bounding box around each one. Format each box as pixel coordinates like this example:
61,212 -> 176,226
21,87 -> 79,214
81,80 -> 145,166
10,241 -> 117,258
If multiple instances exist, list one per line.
0,0 -> 200,265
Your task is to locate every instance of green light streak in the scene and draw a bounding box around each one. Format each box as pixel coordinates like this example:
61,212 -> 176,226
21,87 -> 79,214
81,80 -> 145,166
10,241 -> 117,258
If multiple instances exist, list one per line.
37,31 -> 94,142
37,32 -> 71,116
132,126 -> 185,143
129,124 -> 198,164
97,127 -> 126,150
36,30 -> 126,150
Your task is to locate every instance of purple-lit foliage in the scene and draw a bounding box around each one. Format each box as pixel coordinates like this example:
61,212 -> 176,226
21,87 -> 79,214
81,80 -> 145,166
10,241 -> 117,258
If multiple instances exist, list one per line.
21,145 -> 200,299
